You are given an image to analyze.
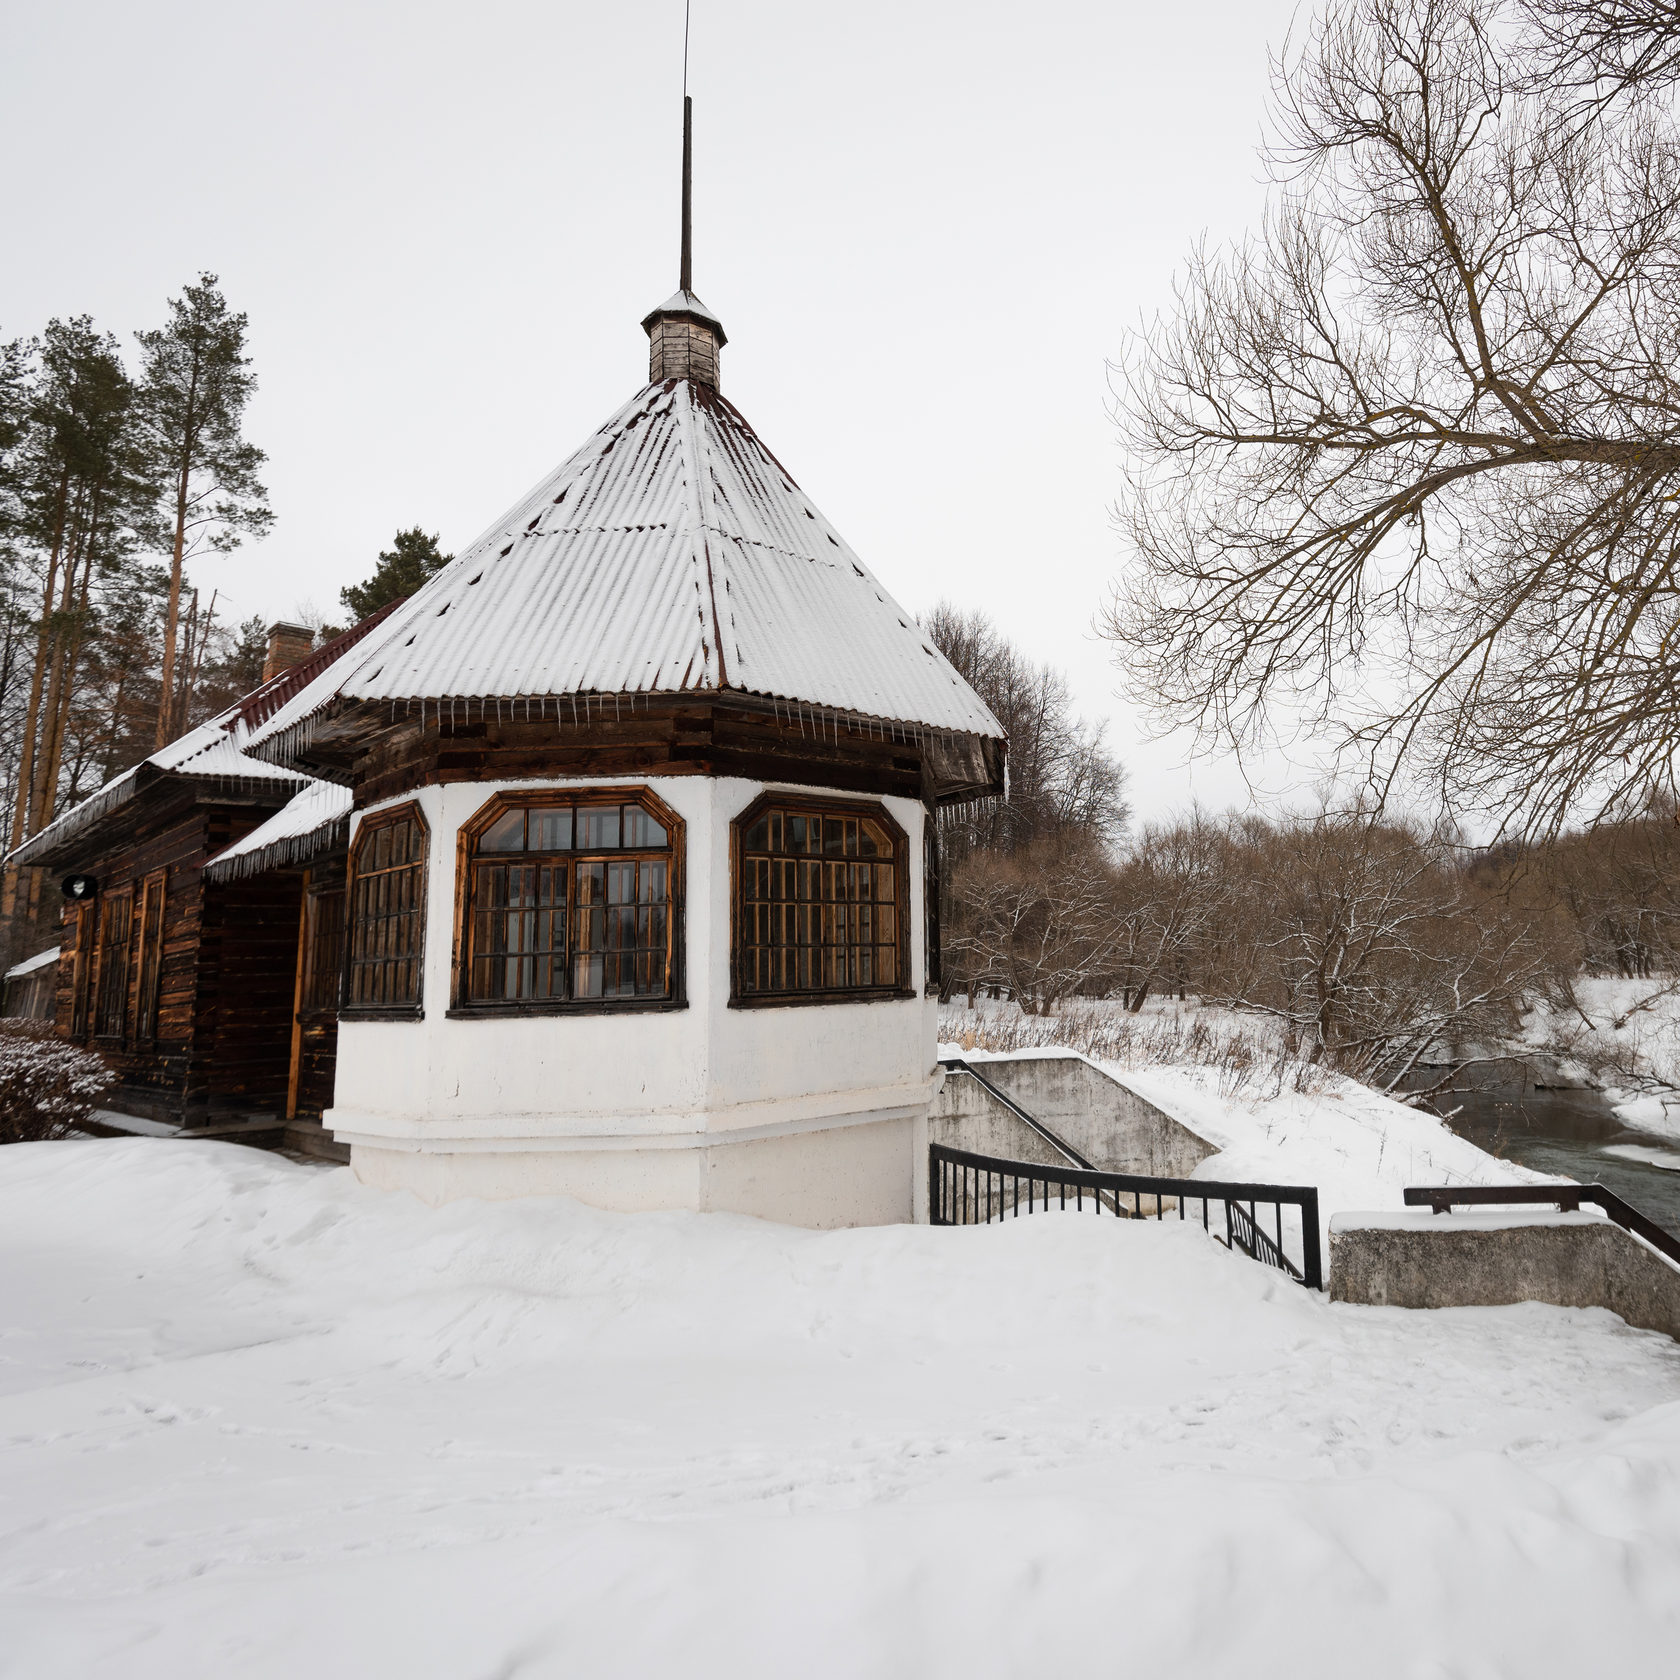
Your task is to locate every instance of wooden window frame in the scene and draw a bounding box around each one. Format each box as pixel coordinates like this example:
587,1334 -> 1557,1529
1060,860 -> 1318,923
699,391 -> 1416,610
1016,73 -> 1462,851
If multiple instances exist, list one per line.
449,786 -> 686,1018
69,901 -> 95,1041
300,884 -> 346,1016
132,870 -> 166,1043
343,801 -> 429,1020
729,791 -> 915,1009
92,887 -> 133,1042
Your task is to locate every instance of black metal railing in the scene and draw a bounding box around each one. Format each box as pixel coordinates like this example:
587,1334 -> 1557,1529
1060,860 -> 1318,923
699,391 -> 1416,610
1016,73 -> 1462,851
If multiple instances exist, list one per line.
1403,1183 -> 1680,1267
930,1142 -> 1324,1290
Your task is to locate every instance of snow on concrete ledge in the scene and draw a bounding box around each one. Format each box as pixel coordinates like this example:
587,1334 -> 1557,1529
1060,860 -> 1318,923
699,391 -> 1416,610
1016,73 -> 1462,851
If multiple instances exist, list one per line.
1331,1209 -> 1608,1233
1331,1203 -> 1680,1338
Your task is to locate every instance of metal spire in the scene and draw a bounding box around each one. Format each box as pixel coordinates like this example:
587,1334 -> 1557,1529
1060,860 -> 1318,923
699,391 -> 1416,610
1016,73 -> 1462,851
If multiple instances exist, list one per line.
680,1 -> 692,293
680,95 -> 693,295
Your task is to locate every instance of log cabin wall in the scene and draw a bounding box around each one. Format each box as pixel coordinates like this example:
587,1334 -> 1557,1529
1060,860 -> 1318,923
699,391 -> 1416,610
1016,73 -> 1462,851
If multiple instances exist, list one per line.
51,794 -> 298,1125
199,869 -> 304,1123
291,852 -> 345,1120
345,704 -> 931,810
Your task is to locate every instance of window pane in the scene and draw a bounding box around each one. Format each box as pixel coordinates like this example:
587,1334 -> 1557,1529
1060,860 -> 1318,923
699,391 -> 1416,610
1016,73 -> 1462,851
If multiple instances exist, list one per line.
575,806 -> 619,850
464,794 -> 673,1007
622,804 -> 667,848
736,802 -> 901,999
348,814 -> 427,1009
528,807 -> 573,851
481,808 -> 526,852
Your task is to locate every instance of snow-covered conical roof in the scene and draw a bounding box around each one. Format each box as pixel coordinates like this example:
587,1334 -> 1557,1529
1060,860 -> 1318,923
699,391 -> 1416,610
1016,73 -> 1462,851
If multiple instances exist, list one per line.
246,377 -> 1004,759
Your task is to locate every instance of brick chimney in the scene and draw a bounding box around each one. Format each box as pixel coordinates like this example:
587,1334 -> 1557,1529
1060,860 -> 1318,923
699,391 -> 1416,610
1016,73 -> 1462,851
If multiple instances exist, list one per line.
263,621 -> 315,683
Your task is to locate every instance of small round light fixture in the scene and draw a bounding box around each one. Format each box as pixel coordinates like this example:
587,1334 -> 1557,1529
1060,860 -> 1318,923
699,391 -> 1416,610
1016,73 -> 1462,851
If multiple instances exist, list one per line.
60,874 -> 98,901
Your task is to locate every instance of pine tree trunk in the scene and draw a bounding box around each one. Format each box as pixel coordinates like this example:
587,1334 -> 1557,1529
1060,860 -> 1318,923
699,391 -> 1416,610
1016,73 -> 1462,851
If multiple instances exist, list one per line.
155,479 -> 188,749
7,467 -> 71,853
32,513 -> 101,835
154,343 -> 202,751
29,491 -> 94,834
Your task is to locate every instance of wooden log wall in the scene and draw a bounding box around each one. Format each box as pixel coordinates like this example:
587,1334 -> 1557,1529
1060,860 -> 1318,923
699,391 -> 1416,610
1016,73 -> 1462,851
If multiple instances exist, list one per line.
349,703 -> 929,810
198,868 -> 304,1124
50,792 -> 296,1125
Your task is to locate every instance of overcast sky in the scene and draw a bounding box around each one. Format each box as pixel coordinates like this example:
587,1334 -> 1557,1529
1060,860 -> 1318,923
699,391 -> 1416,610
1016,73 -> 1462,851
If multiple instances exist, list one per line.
1,0 -> 1315,820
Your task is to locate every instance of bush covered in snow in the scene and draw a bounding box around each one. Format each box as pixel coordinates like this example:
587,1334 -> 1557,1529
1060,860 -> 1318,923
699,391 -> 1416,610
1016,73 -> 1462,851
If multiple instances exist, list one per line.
0,1022 -> 112,1143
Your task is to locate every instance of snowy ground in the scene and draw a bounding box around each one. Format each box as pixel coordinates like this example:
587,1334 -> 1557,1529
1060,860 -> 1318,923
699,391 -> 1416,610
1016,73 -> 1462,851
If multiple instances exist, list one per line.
6,1138 -> 1680,1676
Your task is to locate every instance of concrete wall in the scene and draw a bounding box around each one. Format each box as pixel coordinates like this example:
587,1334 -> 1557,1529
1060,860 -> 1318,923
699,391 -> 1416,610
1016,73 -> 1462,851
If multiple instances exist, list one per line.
1330,1211 -> 1680,1341
354,1113 -> 915,1227
328,774 -> 934,1224
929,1054 -> 1217,1178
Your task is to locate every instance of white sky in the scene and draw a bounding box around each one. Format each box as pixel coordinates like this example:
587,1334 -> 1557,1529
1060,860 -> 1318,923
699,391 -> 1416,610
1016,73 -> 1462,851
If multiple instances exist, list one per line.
0,0 -> 1317,820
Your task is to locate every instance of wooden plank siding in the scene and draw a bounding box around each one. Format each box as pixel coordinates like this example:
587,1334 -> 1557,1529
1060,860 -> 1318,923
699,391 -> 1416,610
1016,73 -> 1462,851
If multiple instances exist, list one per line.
349,706 -> 929,810
48,790 -> 320,1127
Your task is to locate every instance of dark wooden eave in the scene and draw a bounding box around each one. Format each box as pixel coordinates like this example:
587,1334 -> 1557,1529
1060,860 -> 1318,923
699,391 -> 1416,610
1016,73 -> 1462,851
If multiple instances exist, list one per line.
270,692 -> 1005,809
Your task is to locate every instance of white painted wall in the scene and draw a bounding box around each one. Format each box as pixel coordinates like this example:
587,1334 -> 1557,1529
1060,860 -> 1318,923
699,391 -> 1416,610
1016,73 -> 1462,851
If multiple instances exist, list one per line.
326,772 -> 938,1223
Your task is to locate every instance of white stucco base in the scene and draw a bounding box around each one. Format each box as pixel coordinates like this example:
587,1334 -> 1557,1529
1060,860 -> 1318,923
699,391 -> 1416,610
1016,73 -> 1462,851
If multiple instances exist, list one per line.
326,772 -> 939,1228
349,1111 -> 916,1227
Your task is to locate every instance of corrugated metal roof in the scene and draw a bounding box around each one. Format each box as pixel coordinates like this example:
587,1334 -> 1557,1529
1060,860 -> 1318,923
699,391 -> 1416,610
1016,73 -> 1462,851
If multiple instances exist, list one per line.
202,781 -> 352,883
233,599 -> 408,733
245,379 -> 1004,756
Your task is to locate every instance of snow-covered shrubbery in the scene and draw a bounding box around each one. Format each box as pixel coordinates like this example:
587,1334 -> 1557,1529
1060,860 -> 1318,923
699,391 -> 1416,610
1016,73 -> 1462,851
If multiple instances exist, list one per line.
0,1022 -> 112,1144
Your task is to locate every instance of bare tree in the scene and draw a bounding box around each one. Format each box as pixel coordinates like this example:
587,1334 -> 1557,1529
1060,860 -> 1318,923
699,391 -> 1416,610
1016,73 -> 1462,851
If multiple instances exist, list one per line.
926,603 -> 1129,854
1112,810 -> 1233,1011
1103,0 -> 1680,834
1523,0 -> 1680,106
925,604 -> 1130,1007
1212,806 -> 1548,1089
949,837 -> 1128,1015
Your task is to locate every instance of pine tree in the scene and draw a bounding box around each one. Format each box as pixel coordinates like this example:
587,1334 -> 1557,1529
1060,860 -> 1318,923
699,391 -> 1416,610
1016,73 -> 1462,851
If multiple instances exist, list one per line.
340,527 -> 451,620
189,612 -> 267,723
9,319 -> 150,848
133,274 -> 271,748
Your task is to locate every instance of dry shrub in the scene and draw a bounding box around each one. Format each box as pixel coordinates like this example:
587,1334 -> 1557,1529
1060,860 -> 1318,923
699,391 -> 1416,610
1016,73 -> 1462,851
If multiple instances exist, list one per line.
941,1000 -> 1326,1099
0,1021 -> 113,1143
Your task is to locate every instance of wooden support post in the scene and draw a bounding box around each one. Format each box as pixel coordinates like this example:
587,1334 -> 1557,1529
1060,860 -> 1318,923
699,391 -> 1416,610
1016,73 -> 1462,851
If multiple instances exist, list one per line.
286,868 -> 310,1122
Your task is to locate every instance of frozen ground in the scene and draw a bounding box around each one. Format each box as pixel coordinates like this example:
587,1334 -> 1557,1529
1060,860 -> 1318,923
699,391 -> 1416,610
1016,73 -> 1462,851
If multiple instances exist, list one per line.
6,1139 -> 1680,1677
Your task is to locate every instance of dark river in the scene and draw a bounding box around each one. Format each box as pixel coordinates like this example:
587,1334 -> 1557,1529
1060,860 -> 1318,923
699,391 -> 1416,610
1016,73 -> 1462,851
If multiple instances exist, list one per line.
1419,1083 -> 1680,1233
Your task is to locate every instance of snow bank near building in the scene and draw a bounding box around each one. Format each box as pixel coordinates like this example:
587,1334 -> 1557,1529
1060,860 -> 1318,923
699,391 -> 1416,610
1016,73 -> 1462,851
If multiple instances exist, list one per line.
5,1137 -> 1680,1677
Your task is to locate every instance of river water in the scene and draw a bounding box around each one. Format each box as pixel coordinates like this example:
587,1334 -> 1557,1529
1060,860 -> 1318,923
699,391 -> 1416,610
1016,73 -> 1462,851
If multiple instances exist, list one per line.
1422,1084 -> 1680,1232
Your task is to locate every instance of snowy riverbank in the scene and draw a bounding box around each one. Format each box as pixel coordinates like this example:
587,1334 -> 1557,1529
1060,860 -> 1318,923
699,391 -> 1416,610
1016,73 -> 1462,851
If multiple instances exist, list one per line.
6,1137 -> 1680,1676
1521,975 -> 1680,1140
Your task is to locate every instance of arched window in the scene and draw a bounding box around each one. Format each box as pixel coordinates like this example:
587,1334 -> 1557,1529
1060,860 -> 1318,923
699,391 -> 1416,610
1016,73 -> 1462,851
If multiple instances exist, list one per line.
345,802 -> 429,1015
455,788 -> 682,1012
733,794 -> 911,1005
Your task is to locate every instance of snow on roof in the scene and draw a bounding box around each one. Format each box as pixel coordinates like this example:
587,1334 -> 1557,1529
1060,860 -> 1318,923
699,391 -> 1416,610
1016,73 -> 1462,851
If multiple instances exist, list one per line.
640,288 -> 728,341
5,715 -> 305,870
2,613 -> 403,872
4,946 -> 60,981
245,379 -> 1004,759
203,780 -> 354,883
